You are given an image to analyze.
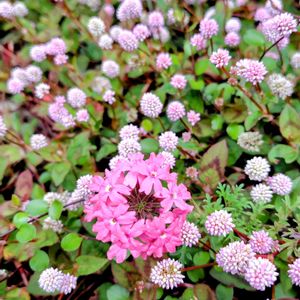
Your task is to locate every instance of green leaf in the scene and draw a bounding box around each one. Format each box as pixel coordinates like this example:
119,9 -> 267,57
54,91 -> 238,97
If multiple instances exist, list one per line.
61,233 -> 83,252
187,269 -> 205,282
193,251 -> 211,265
0,144 -> 25,165
13,212 -> 29,228
195,58 -> 210,75
49,200 -> 63,220
226,124 -> 244,140
216,284 -> 233,300
25,200 -> 48,216
96,143 -> 117,162
50,162 -> 71,186
29,250 -> 49,272
16,224 -> 36,243
75,255 -> 108,276
141,119 -> 153,132
27,272 -> 59,296
268,144 -> 299,164
106,285 -> 129,300
243,29 -> 265,46
140,138 -> 159,154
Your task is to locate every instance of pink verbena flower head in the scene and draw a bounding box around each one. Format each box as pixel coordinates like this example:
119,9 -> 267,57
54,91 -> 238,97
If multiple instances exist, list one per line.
181,221 -> 201,247
249,230 -> 274,254
67,87 -> 86,108
156,53 -> 172,70
120,124 -> 140,141
76,109 -> 89,122
210,48 -> 231,68
187,110 -> 201,126
84,153 -> 192,263
103,90 -> 116,105
244,156 -> 270,181
267,173 -> 293,195
116,0 -> 143,22
170,74 -> 187,90
159,131 -> 178,152
101,60 -> 120,78
235,59 -> 267,85
30,45 -> 47,62
225,17 -> 241,33
118,139 -> 141,157
244,258 -> 278,291
7,78 -> 25,94
140,92 -> 163,118
199,18 -> 219,39
30,134 -> 48,150
205,210 -> 235,236
225,32 -> 240,48
167,101 -> 186,122
0,1 -> 13,19
190,33 -> 207,51
133,24 -> 151,41
150,259 -> 184,289
148,11 -> 164,29
216,241 -> 255,275
46,38 -> 67,56
288,258 -> 300,286
118,30 -> 139,52
54,54 -> 68,65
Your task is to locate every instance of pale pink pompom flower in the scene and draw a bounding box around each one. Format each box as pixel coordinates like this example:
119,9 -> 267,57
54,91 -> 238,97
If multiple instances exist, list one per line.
187,110 -> 201,126
249,230 -> 274,254
7,78 -> 25,94
140,93 -> 163,118
133,24 -> 151,41
199,19 -> 219,39
156,53 -> 172,70
103,90 -> 116,105
190,34 -> 207,51
167,101 -> 186,122
54,54 -> 68,65
159,131 -> 178,152
210,49 -> 231,68
225,32 -> 240,48
205,210 -> 235,236
288,258 -> 300,286
118,30 -> 139,52
267,174 -> 293,195
30,45 -> 47,62
170,74 -> 187,90
76,109 -> 89,122
46,37 -> 67,56
67,88 -> 86,108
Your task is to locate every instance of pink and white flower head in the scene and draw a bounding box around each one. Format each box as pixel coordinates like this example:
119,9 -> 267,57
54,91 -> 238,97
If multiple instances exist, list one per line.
76,109 -> 89,122
187,110 -> 201,126
244,157 -> 270,181
205,210 -> 235,236
160,151 -> 176,169
140,93 -> 163,118
249,230 -> 274,254
190,34 -> 207,51
288,258 -> 300,286
120,124 -> 140,141
13,2 -> 28,18
156,53 -> 172,70
225,32 -> 240,48
199,18 -> 219,39
235,59 -> 267,85
67,88 -> 86,108
182,131 -> 191,142
87,17 -> 105,37
7,78 -> 25,94
116,0 -> 143,22
54,54 -> 68,65
167,9 -> 175,25
159,131 -> 178,152
133,24 -> 151,42
98,34 -> 113,50
254,8 -> 271,22
267,173 -> 293,196
166,101 -> 186,122
35,83 -> 50,99
118,30 -> 139,52
30,134 -> 48,150
84,153 -> 192,263
103,90 -> 116,105
170,74 -> 187,90
110,25 -> 123,42
25,65 -> 42,83
118,139 -> 141,157
0,1 -> 14,19
216,241 -> 255,275
181,221 -> 201,247
244,258 -> 278,291
60,273 -> 77,295
46,38 -> 67,56
30,45 -> 47,62
109,155 -> 125,170
148,11 -> 164,29
225,18 -> 241,33
101,60 -> 120,78
210,49 -> 231,68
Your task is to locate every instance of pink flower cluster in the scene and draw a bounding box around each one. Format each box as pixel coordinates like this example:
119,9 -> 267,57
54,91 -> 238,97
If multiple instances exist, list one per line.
84,153 -> 193,263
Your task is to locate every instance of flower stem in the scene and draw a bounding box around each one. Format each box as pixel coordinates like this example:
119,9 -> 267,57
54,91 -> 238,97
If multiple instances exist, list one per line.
259,36 -> 285,61
181,262 -> 217,272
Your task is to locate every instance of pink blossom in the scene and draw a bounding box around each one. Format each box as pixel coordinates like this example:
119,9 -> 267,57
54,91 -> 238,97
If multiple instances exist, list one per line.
187,110 -> 201,126
210,49 -> 231,68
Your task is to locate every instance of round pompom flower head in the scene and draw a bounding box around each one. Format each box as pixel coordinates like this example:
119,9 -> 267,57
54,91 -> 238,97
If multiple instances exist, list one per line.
237,131 -> 263,152
140,92 -> 163,118
12,2 -> 28,17
133,24 -> 151,42
87,17 -> 105,37
216,241 -> 255,275
76,109 -> 89,122
190,33 -> 207,50
30,45 -> 47,62
249,230 -> 274,254
98,34 -> 113,50
160,151 -> 176,169
120,124 -> 140,141
30,134 -> 48,150
101,60 -> 120,78
291,52 -> 300,69
43,217 -> 63,233
271,13 -> 297,38
67,88 -> 86,108
118,30 -> 139,52
7,78 -> 25,94
267,74 -> 293,100
116,0 -> 142,22
159,131 -> 178,152
118,139 -> 141,157
170,74 -> 187,90
288,258 -> 300,286
205,210 -> 235,236
150,259 -> 184,290
156,53 -> 172,70
199,18 -> 219,39
148,11 -> 164,29
38,268 -> 64,293
187,110 -> 201,126
267,173 -> 293,196
244,258 -> 278,291
60,273 -> 77,295
25,65 -> 43,83
0,1 -> 14,19
181,221 -> 201,247
224,32 -> 240,48
225,17 -> 241,33
250,183 -> 273,204
166,101 -> 186,122
46,37 -> 67,56
244,157 -> 270,181
103,90 -> 116,105
210,48 -> 231,68
35,83 -> 50,99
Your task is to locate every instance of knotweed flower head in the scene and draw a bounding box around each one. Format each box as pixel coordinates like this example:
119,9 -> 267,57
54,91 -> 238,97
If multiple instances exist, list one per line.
44,191 -> 71,205
148,11 -> 164,29
245,157 -> 270,181
46,38 -> 67,56
288,258 -> 300,286
160,151 -> 176,169
216,241 -> 255,275
170,74 -> 187,90
235,59 -> 267,85
267,74 -> 293,100
205,210 -> 235,236
187,110 -> 200,126
291,52 -> 300,69
39,268 -> 64,293
120,124 -> 140,141
159,131 -> 178,152
30,134 -> 48,150
118,139 -> 141,157
156,53 -> 172,70
103,90 -> 116,105
54,54 -> 68,65
210,48 -> 231,68
60,274 -> 77,295
118,30 -> 139,52
166,101 -> 186,122
181,221 -> 201,247
225,17 -> 241,33
12,2 -> 28,17
35,83 -> 50,99
11,68 -> 28,84
140,93 -> 163,118
110,25 -> 123,41
101,60 -> 120,78
43,217 -> 63,233
199,18 -> 219,39
30,45 -> 47,62
225,32 -> 240,47
116,0 -> 142,22
25,65 -> 42,83
76,109 -> 89,122
109,155 -> 125,170
76,175 -> 93,199
87,17 -> 105,37
237,131 -> 263,152
249,230 -> 274,254
84,153 -> 192,263
267,174 -> 293,196
67,88 -> 86,108
150,259 -> 184,289
98,34 -> 113,50
7,78 -> 25,94
133,24 -> 151,41
250,183 -> 273,204
190,33 -> 207,51
0,1 -> 13,19
244,258 -> 278,291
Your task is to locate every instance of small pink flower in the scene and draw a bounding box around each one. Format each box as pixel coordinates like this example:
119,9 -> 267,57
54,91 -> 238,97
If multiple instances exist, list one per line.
199,18 -> 219,39
156,53 -> 172,70
76,109 -> 89,122
54,54 -> 68,65
225,32 -> 240,48
170,74 -> 187,90
182,131 -> 191,142
190,34 -> 207,51
210,48 -> 231,68
187,110 -> 201,126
